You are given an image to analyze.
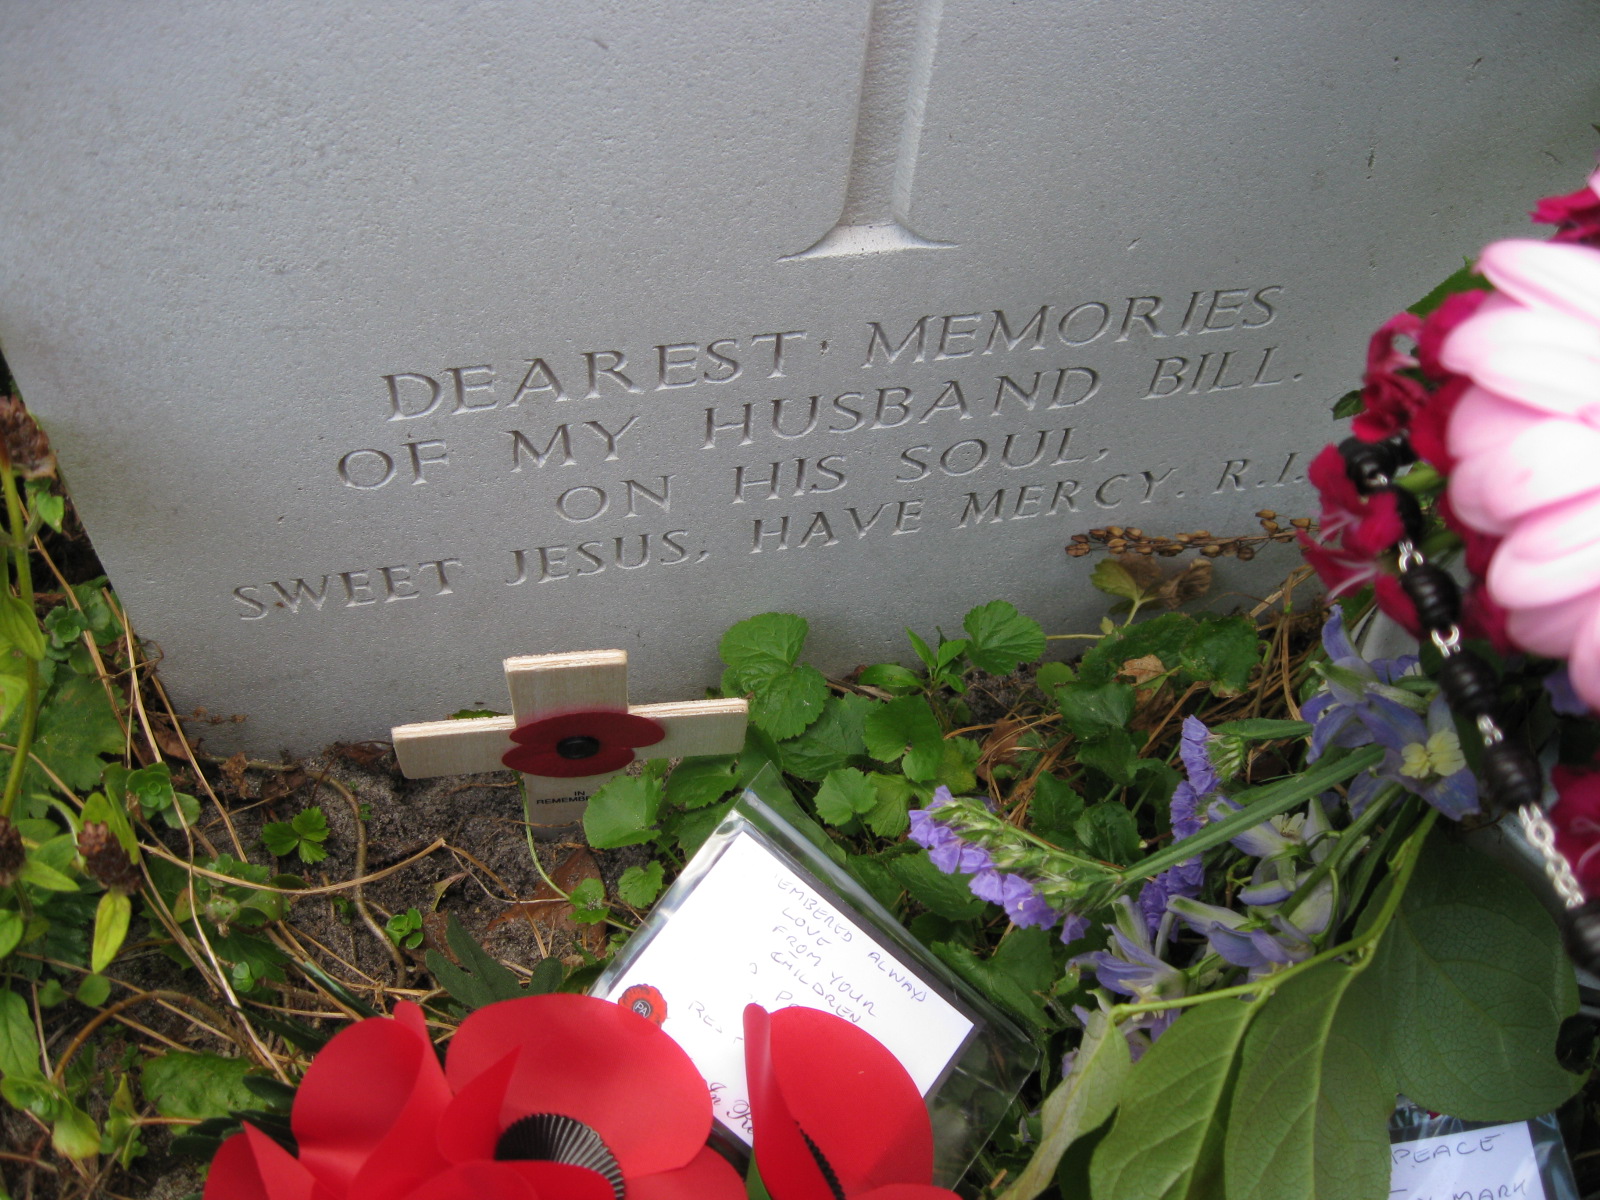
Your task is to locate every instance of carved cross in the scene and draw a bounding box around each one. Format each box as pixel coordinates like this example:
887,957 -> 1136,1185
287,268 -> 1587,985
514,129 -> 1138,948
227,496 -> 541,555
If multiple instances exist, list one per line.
391,650 -> 748,829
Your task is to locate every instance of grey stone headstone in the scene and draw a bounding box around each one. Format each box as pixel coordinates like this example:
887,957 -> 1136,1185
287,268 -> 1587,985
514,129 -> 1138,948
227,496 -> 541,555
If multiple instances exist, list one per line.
2,2 -> 1598,754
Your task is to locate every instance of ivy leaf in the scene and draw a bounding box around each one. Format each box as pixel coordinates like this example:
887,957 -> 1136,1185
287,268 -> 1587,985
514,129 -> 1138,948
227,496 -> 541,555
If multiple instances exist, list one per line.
583,774 -> 663,849
140,1052 -> 257,1120
779,694 -> 871,782
1364,835 -> 1582,1120
1224,963 -> 1392,1200
1090,998 -> 1256,1199
964,600 -> 1046,675
663,756 -> 739,810
719,613 -> 809,680
617,862 -> 665,908
814,767 -> 878,826
863,696 -> 944,781
998,1008 -> 1132,1200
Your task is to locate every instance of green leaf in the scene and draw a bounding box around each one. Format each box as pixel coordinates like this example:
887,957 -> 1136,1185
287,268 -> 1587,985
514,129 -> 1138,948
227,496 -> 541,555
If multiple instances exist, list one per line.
1209,718 -> 1313,742
814,767 -> 877,826
931,939 -> 1048,1028
527,956 -> 565,996
1078,613 -> 1195,684
0,988 -> 40,1081
1406,258 -> 1483,317
991,926 -> 1057,996
582,774 -> 663,849
1090,559 -> 1147,605
1363,835 -> 1582,1120
13,672 -> 123,795
887,851 -> 985,921
617,862 -> 665,908
934,736 -> 982,795
720,613 -> 809,679
663,756 -> 739,810
669,798 -> 738,858
863,696 -> 944,782
75,974 -> 111,1008
424,913 -> 525,1009
51,1102 -> 99,1160
1077,729 -> 1139,785
18,857 -> 77,893
748,664 -> 829,740
568,877 -> 609,925
1179,615 -> 1259,695
91,891 -> 131,974
0,597 -> 44,662
863,772 -> 914,838
1224,963 -> 1392,1200
1331,389 -> 1363,420
905,627 -> 938,670
964,600 -> 1046,675
856,663 -> 922,695
1090,998 -> 1255,1200
998,1009 -> 1132,1200
1055,681 -> 1134,741
141,1052 -> 258,1120
125,763 -> 176,816
778,695 -> 871,782
1032,774 -> 1085,841
0,909 -> 22,963
1075,804 -> 1141,865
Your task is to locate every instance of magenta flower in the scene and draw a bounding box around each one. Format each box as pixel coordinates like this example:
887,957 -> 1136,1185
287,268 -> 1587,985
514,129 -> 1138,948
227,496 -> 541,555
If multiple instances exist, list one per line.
1532,165 -> 1600,246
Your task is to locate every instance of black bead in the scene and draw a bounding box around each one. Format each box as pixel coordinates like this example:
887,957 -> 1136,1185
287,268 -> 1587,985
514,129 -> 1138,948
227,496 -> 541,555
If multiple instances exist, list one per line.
1339,436 -> 1400,493
1393,438 -> 1418,467
1399,563 -> 1461,632
1479,740 -> 1543,814
1436,650 -> 1499,718
1563,899 -> 1600,976
1388,486 -> 1427,545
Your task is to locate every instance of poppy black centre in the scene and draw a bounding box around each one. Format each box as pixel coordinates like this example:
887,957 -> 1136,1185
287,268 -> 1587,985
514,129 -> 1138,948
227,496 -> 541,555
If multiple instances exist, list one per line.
556,735 -> 603,760
496,1112 -> 625,1200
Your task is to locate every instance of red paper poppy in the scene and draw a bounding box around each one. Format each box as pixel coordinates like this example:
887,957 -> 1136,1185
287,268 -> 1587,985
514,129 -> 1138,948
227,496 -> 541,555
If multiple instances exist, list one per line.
619,984 -> 668,1027
205,996 -> 744,1200
742,1004 -> 960,1200
500,708 -> 667,778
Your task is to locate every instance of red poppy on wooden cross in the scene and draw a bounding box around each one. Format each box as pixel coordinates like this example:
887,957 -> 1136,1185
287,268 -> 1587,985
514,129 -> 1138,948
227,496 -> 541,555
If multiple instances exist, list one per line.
390,650 -> 748,828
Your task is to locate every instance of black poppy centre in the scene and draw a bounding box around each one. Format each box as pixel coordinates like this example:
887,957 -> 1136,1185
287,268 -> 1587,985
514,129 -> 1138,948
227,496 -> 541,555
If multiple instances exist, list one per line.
496,1112 -> 625,1200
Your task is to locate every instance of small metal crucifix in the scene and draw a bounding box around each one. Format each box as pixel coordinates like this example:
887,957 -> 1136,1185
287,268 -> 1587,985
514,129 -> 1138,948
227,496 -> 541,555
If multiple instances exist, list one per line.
391,650 -> 748,829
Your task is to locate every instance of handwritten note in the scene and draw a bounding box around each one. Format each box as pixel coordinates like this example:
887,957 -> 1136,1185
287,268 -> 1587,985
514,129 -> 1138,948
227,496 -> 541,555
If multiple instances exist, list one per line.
598,829 -> 976,1143
1390,1121 -> 1548,1200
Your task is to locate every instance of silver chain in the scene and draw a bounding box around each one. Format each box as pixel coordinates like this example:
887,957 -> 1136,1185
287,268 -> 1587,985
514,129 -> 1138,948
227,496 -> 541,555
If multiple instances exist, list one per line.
1383,480 -> 1586,911
1518,802 -> 1586,909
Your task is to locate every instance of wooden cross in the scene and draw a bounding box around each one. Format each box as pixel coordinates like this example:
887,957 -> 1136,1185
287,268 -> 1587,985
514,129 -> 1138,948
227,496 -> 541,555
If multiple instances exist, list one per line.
391,650 -> 748,830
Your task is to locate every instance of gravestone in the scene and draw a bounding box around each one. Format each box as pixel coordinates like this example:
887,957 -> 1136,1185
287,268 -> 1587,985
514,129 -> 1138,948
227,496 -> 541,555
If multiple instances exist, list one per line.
2,2 -> 1598,753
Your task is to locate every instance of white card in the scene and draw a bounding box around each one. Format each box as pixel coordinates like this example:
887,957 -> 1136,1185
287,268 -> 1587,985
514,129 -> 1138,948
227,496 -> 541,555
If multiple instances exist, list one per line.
1389,1120 -> 1548,1200
599,828 -> 977,1143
